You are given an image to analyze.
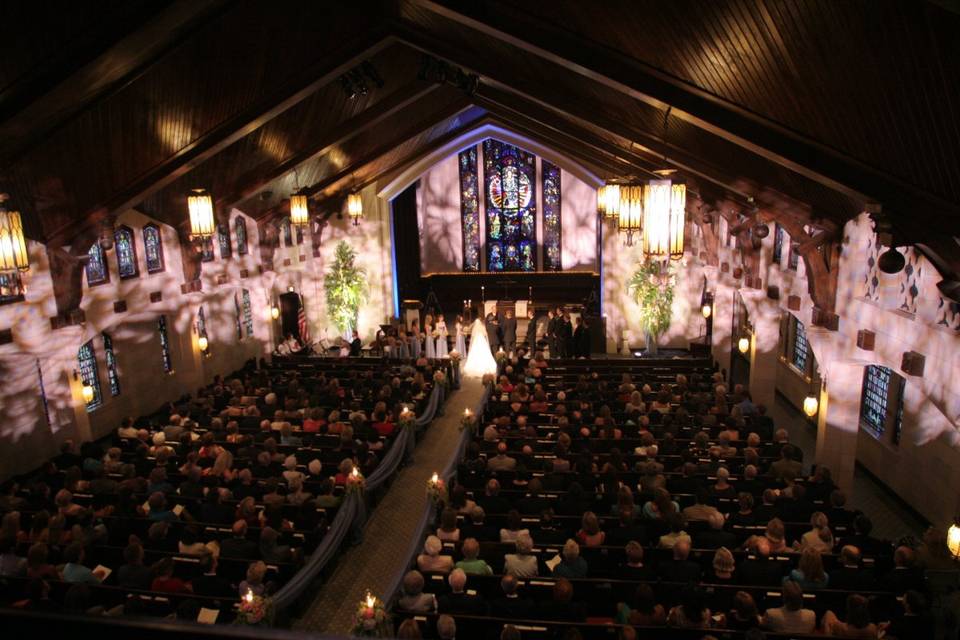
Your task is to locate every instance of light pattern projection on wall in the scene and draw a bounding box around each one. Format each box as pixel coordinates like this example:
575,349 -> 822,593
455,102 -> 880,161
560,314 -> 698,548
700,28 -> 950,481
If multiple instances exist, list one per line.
541,159 -> 562,271
459,146 -> 481,271
103,332 -> 120,397
158,315 -> 173,373
898,248 -> 921,314
483,139 -> 536,272
143,224 -> 165,273
78,340 -> 102,411
115,226 -> 139,279
242,289 -> 254,337
86,243 -> 109,285
235,217 -> 248,255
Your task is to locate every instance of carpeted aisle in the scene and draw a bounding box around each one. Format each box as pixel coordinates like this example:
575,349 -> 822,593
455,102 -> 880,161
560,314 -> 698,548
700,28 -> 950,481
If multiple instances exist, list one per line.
294,376 -> 486,633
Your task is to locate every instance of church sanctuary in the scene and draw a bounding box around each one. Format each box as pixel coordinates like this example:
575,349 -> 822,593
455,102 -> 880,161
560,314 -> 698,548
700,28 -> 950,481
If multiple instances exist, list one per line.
2,1 -> 960,639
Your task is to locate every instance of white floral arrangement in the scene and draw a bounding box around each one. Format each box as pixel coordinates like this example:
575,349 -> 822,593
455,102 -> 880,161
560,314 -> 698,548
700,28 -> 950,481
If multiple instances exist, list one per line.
399,407 -> 416,430
449,350 -> 461,364
426,472 -> 447,506
352,591 -> 389,637
460,409 -> 477,433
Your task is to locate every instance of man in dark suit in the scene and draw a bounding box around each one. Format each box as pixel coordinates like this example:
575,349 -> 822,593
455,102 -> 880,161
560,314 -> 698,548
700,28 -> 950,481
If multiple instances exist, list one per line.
736,537 -> 785,586
219,520 -> 258,560
545,310 -> 557,357
485,313 -> 501,354
658,540 -> 702,583
502,309 -> 517,354
829,545 -> 875,592
694,512 -> 739,550
605,508 -> 649,547
476,479 -> 511,515
879,546 -> 924,594
192,553 -> 235,598
573,317 -> 590,358
523,308 -> 537,349
198,488 -> 235,525
559,311 -> 574,358
438,569 -> 486,615
460,506 -> 498,542
490,574 -> 534,618
515,478 -> 551,515
838,514 -> 892,558
535,578 -> 586,622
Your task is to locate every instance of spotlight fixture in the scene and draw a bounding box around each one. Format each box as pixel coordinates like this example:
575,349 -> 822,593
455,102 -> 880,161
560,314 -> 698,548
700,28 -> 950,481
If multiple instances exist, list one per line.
878,247 -> 905,274
752,223 -> 770,239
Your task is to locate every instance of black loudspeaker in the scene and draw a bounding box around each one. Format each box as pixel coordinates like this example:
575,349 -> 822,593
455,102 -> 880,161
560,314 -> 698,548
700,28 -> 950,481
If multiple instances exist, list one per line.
584,315 -> 606,354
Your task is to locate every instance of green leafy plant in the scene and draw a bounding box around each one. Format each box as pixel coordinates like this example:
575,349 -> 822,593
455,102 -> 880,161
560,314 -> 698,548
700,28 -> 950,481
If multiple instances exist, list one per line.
627,260 -> 676,350
325,241 -> 368,335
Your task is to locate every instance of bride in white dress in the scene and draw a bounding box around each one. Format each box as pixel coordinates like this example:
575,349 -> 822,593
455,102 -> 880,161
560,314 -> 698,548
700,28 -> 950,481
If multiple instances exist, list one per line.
463,317 -> 498,377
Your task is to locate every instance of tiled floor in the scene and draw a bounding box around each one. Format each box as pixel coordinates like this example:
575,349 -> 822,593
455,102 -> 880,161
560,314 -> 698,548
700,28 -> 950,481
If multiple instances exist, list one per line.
294,377 -> 487,633
770,395 -> 927,541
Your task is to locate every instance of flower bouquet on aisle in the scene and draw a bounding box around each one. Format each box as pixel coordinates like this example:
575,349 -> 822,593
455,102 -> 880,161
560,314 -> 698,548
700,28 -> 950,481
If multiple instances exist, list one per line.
399,406 -> 416,431
433,368 -> 449,390
481,372 -> 495,387
460,408 -> 477,434
345,466 -> 366,496
426,472 -> 447,507
494,348 -> 508,367
235,590 -> 274,626
448,349 -> 461,365
352,591 -> 391,637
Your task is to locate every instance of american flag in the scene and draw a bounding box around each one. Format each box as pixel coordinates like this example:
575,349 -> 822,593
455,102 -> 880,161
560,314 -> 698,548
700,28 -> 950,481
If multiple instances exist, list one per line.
297,299 -> 311,345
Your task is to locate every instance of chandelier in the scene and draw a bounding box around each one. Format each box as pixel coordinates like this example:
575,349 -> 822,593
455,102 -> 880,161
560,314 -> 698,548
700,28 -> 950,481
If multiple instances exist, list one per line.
290,192 -> 310,228
641,174 -> 686,260
617,185 -> 643,246
187,189 -> 215,240
597,183 -> 621,220
347,192 -> 363,226
0,194 -> 29,273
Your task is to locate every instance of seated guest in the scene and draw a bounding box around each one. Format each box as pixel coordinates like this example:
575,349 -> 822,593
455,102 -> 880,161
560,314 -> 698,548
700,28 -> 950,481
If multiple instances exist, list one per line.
605,507 -> 648,547
62,542 -> 103,584
762,579 -> 816,634
770,444 -> 803,480
491,574 -> 534,618
552,539 -> 588,578
286,476 -> 312,506
786,547 -> 829,590
737,537 -> 783,586
667,587 -> 712,629
116,542 -> 152,590
575,511 -> 605,547
822,594 -> 877,638
616,583 -> 666,626
178,526 -> 207,555
487,442 -> 517,472
477,479 -> 510,514
455,537 -> 493,576
839,514 -> 891,558
438,568 -> 485,614
152,557 -> 192,594
620,541 -> 655,581
706,546 -> 736,584
397,570 -> 437,613
725,591 -> 760,630
437,615 -> 457,640
239,560 -> 268,597
710,466 -> 737,498
658,539 -> 701,584
418,535 -> 454,574
764,517 -> 788,553
879,545 -> 923,594
883,590 -> 934,639
728,492 -> 756,528
682,489 -> 722,523
461,506 -> 496,541
658,513 -> 691,549
499,510 -> 530,544
436,508 -> 461,542
314,479 -> 342,509
830,545 -> 874,592
503,533 -> 538,578
695,511 -> 738,550
220,520 -> 258,560
192,553 -> 234,598
260,526 -> 294,563
535,578 -> 586,622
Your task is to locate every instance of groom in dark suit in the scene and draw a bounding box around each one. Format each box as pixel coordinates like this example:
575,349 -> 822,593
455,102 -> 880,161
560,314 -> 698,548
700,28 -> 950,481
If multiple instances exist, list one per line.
502,310 -> 517,354
485,312 -> 501,354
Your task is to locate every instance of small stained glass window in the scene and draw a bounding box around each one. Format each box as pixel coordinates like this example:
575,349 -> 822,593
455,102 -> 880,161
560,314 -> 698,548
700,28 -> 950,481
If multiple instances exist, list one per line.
103,332 -> 120,397
115,226 -> 139,279
218,224 -> 232,259
158,315 -> 173,373
542,160 -> 562,271
86,243 -> 109,286
235,217 -> 248,255
78,340 -> 102,410
143,224 -> 165,273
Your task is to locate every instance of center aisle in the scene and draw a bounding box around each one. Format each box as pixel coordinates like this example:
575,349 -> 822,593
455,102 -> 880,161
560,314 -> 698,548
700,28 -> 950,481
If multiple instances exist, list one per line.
295,376 -> 486,633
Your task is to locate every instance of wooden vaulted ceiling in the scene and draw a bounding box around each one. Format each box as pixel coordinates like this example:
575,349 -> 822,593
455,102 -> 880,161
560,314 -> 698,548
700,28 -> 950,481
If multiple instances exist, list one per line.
1,0 -> 958,270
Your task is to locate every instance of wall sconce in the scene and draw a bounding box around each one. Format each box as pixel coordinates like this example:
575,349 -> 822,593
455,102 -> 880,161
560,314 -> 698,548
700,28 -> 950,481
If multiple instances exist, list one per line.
701,304 -> 712,319
803,378 -> 820,417
948,520 -> 960,560
737,336 -> 750,354
271,305 -> 280,320
197,335 -> 209,352
73,369 -> 94,404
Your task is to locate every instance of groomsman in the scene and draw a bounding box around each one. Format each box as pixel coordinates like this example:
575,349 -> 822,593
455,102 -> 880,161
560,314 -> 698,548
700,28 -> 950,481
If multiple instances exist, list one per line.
523,308 -> 537,349
502,310 -> 517,354
559,311 -> 574,358
545,309 -> 557,357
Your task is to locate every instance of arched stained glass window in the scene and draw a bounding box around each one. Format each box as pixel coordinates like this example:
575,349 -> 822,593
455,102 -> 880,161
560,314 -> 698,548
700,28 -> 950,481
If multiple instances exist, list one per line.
483,139 -> 537,272
158,315 -> 173,373
281,219 -> 293,247
197,306 -> 206,338
85,243 -> 109,286
103,332 -> 120,397
542,160 -> 562,271
218,224 -> 232,259
115,226 -> 139,279
235,217 -> 248,255
78,340 -> 102,411
200,236 -> 215,262
234,292 -> 243,340
143,224 -> 165,273
459,147 -> 481,272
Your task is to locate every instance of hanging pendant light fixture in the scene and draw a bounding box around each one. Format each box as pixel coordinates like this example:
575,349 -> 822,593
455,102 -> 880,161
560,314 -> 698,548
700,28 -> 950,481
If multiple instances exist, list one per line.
598,183 -> 621,220
187,189 -> 215,240
289,169 -> 310,228
0,194 -> 29,273
617,184 -> 643,246
642,171 -> 686,260
347,192 -> 363,226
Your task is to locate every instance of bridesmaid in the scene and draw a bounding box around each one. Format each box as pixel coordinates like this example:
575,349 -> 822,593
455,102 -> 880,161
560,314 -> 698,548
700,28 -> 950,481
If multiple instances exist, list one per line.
395,327 -> 410,359
424,315 -> 436,359
454,315 -> 466,355
410,319 -> 422,359
436,316 -> 449,358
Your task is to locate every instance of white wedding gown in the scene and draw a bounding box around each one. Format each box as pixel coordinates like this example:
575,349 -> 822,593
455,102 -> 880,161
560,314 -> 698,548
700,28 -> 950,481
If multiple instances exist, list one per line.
463,318 -> 498,378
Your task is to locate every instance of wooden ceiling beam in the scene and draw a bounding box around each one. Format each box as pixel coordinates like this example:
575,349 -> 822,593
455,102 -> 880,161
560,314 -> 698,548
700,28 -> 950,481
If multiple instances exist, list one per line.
45,27 -> 396,248
0,0 -> 231,165
216,80 -> 440,213
402,1 -> 960,241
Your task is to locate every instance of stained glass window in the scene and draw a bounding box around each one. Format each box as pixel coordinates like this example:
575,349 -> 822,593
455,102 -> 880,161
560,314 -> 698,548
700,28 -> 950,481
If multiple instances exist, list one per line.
541,160 -> 562,271
459,147 -> 481,272
295,225 -> 304,245
143,224 -> 164,273
892,375 -> 906,445
158,315 -> 173,373
861,365 -> 892,437
103,332 -> 120,397
281,219 -> 293,247
773,224 -> 784,265
78,340 -> 102,411
114,226 -> 138,279
791,316 -> 809,372
86,243 -> 109,286
788,241 -> 800,270
218,224 -> 232,259
235,217 -> 248,255
200,236 -> 215,262
0,272 -> 24,305
242,289 -> 253,337
234,292 -> 243,340
483,139 -> 537,271
197,306 -> 206,338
